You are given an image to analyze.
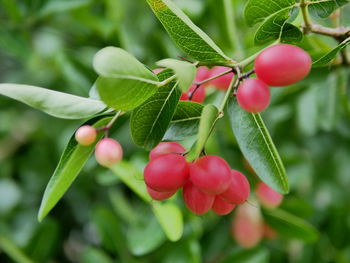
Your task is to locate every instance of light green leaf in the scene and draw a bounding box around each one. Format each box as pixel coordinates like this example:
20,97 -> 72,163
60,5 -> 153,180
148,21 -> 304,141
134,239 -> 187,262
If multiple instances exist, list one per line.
263,208 -> 319,242
93,47 -> 159,110
146,0 -> 232,63
227,99 -> 289,194
308,0 -> 349,18
157,59 -> 196,91
130,69 -> 181,149
80,247 -> 114,263
0,84 -> 107,119
163,101 -> 203,141
38,116 -> 112,222
152,202 -> 183,242
0,236 -> 34,263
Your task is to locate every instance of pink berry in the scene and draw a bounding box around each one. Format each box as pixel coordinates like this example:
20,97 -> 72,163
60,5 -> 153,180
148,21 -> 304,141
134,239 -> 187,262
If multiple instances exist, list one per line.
75,125 -> 97,146
212,196 -> 235,215
149,142 -> 186,161
219,170 -> 250,204
236,78 -> 270,113
182,181 -> 214,214
255,44 -> 311,86
180,84 -> 206,103
190,155 -> 231,195
153,68 -> 164,74
195,66 -> 211,82
144,153 -> 189,192
256,182 -> 283,208
208,66 -> 234,90
95,138 -> 123,167
146,186 -> 176,201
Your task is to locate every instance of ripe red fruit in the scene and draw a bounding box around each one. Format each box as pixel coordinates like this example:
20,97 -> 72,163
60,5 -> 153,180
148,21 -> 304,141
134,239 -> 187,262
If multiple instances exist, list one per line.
256,182 -> 283,208
182,181 -> 214,214
149,142 -> 186,161
95,138 -> 123,167
219,170 -> 250,204
195,66 -> 210,82
75,125 -> 97,146
146,186 -> 176,201
190,155 -> 231,195
180,84 -> 206,103
208,66 -> 234,90
144,153 -> 189,192
236,78 -> 270,113
255,44 -> 311,86
212,196 -> 235,215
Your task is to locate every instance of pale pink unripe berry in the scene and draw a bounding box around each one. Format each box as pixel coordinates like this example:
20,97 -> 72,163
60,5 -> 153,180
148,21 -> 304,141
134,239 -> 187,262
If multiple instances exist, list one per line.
208,66 -> 234,90
256,182 -> 283,208
95,138 -> 123,167
75,125 -> 97,146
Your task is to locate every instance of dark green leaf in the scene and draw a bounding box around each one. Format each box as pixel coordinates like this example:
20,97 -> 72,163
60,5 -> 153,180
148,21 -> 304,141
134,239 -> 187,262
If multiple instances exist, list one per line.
0,236 -> 34,263
0,84 -> 107,119
146,0 -> 232,63
227,99 -> 289,194
308,0 -> 349,18
80,247 -> 114,263
130,69 -> 181,149
221,247 -> 270,263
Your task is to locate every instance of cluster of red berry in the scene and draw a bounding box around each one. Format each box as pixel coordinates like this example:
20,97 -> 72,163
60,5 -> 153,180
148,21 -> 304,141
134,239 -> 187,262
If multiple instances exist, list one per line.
144,142 -> 250,215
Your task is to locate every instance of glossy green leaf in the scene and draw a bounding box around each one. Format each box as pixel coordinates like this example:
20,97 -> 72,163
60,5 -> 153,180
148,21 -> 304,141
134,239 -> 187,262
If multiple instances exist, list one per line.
38,116 -> 112,222
130,69 -> 181,149
152,202 -> 183,242
0,84 -> 106,119
221,248 -> 269,263
146,0 -> 232,63
187,104 -> 219,161
163,101 -> 204,141
93,47 -> 159,110
263,208 -> 319,242
228,99 -> 289,194
0,236 -> 34,263
308,0 -> 349,18
80,247 -> 114,263
312,36 -> 350,67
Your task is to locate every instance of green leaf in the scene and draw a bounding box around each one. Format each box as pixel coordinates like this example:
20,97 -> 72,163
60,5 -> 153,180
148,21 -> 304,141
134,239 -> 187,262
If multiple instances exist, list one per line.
312,36 -> 350,67
152,202 -> 183,242
163,101 -> 203,141
38,116 -> 112,222
263,208 -> 319,242
156,59 -> 196,91
130,69 -> 181,149
308,0 -> 349,19
93,47 -> 159,110
187,104 -> 219,161
227,99 -> 289,194
0,84 -> 107,119
221,248 -> 270,263
0,236 -> 34,263
80,247 -> 114,263
244,0 -> 301,44
146,0 -> 232,63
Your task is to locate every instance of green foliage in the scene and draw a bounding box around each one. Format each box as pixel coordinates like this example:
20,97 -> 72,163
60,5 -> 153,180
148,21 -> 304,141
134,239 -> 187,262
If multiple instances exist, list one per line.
313,37 -> 350,67
308,0 -> 350,18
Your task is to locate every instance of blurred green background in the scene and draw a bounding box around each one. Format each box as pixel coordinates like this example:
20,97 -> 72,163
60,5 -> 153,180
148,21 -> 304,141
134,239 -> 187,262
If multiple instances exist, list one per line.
1,0 -> 350,262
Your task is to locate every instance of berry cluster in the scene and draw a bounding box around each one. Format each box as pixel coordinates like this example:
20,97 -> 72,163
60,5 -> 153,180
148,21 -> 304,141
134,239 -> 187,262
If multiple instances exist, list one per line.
144,142 -> 250,215
75,125 -> 123,167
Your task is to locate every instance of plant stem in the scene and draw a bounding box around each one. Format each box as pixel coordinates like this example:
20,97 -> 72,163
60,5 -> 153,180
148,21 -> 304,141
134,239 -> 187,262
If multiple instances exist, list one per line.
300,0 -> 311,31
196,69 -> 233,85
157,75 -> 177,87
219,67 -> 241,113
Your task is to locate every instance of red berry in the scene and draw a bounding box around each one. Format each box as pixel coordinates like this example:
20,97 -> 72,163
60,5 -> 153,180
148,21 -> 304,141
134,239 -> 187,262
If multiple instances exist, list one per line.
180,84 -> 206,103
236,78 -> 270,113
190,155 -> 231,195
212,196 -> 235,215
195,66 -> 210,82
146,186 -> 176,201
182,181 -> 214,214
75,125 -> 97,146
255,44 -> 311,86
219,170 -> 250,204
144,153 -> 189,192
95,138 -> 123,167
149,142 -> 186,161
256,182 -> 283,208
208,66 -> 234,90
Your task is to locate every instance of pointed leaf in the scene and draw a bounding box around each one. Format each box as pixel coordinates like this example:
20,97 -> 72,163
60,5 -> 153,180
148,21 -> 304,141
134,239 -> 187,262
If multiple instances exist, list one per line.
308,0 -> 349,18
0,236 -> 34,263
0,84 -> 106,119
227,99 -> 289,194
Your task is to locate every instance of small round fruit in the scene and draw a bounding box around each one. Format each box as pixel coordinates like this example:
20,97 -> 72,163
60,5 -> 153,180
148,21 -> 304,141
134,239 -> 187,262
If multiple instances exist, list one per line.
182,181 -> 214,214
149,142 -> 186,161
256,182 -> 283,208
255,44 -> 311,86
190,155 -> 231,195
75,125 -> 97,146
144,153 -> 189,192
195,66 -> 210,82
212,196 -> 235,215
146,186 -> 176,201
95,138 -> 123,167
220,170 -> 250,204
180,85 -> 206,103
237,78 -> 270,113
208,66 -> 234,90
